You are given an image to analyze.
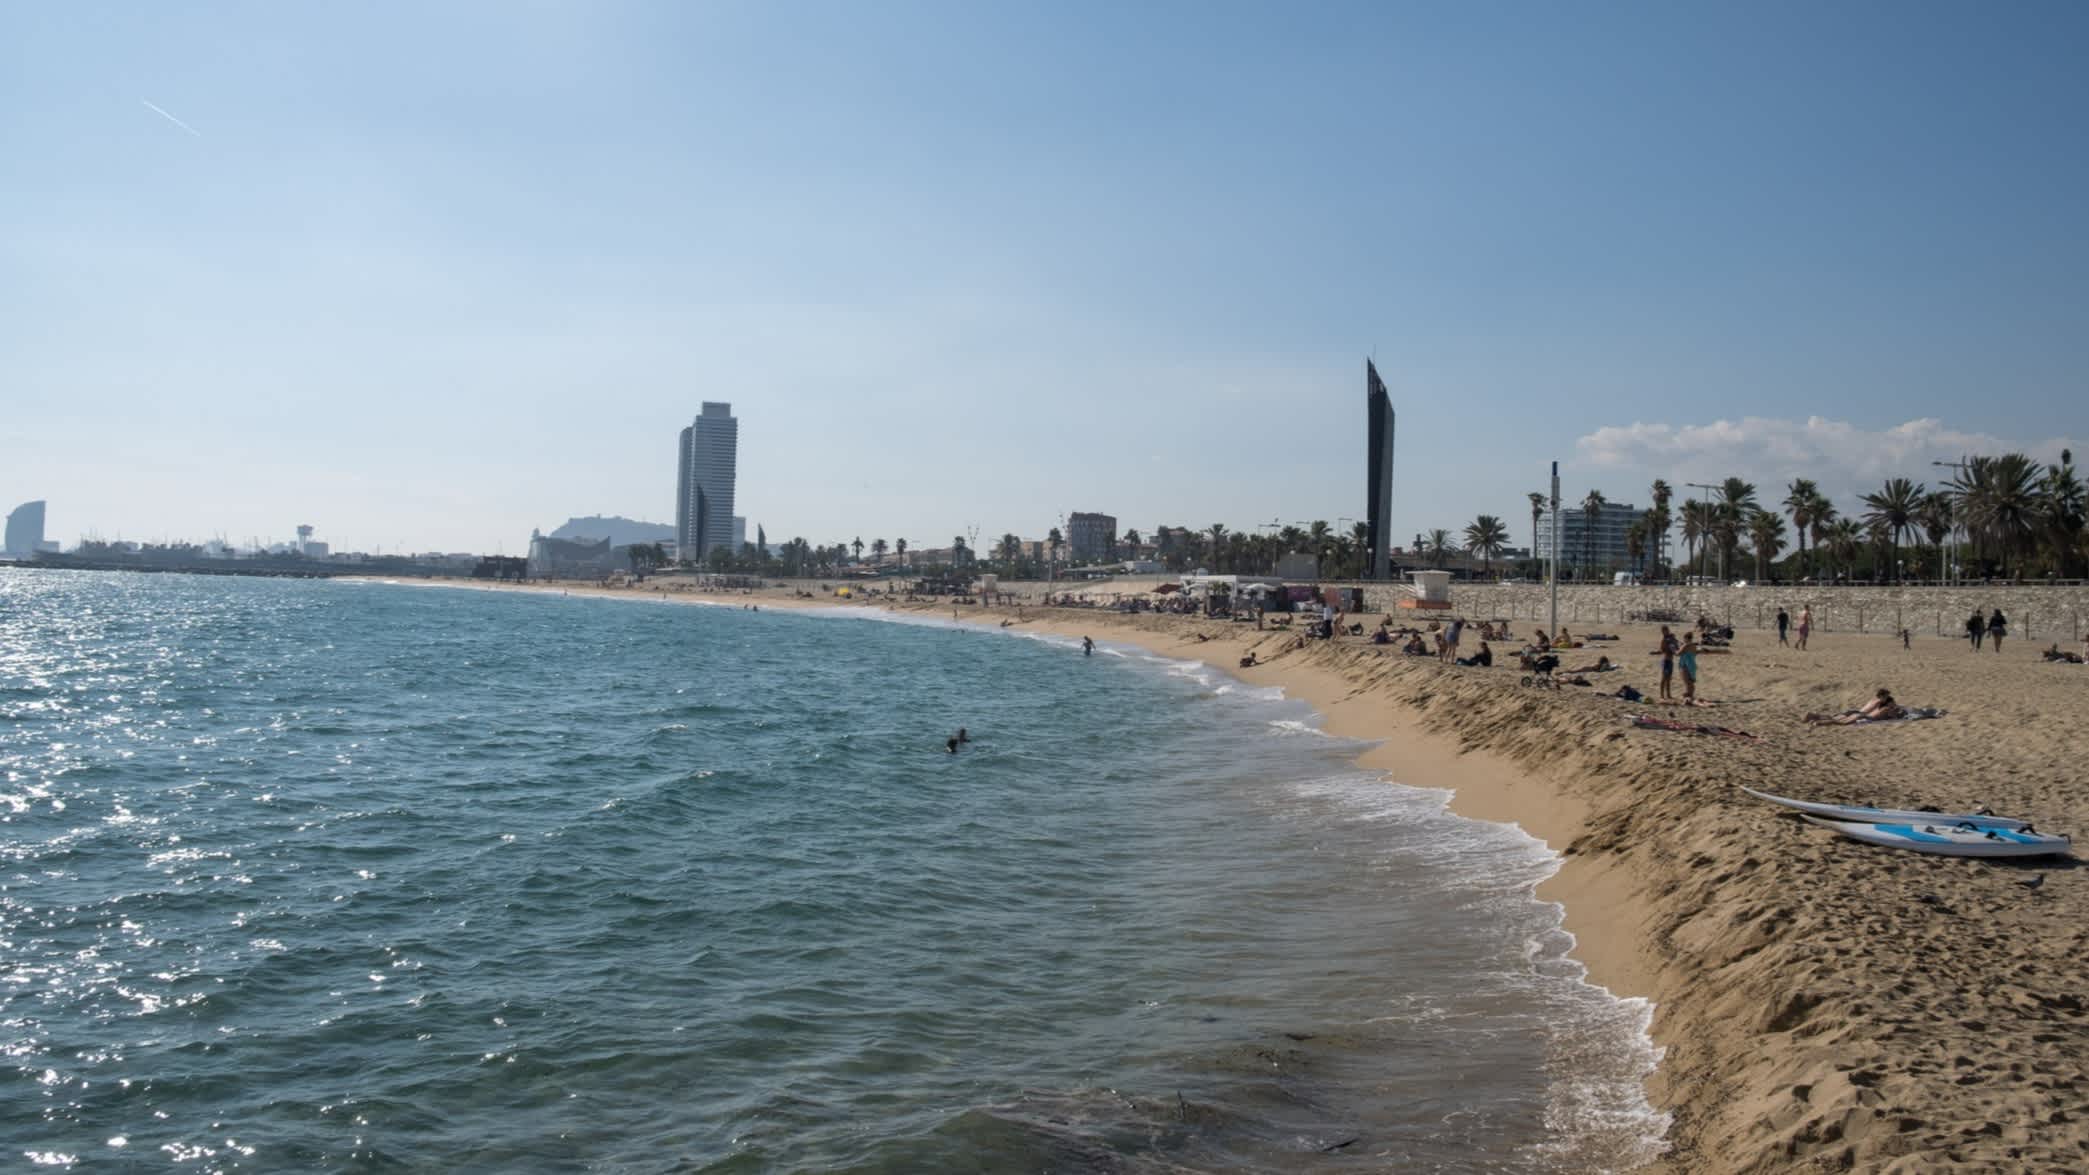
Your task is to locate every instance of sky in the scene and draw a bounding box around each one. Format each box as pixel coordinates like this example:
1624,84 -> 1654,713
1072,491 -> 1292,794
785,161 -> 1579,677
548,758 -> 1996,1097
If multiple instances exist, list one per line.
4,1 -> 2086,555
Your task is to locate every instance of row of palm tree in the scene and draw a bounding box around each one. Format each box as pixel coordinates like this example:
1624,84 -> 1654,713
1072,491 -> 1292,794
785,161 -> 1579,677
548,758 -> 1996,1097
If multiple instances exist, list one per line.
677,451 -> 2084,584
1537,450 -> 2084,584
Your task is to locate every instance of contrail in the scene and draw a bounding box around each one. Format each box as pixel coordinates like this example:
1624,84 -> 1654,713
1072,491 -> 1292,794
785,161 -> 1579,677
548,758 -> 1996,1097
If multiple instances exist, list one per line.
141,100 -> 202,137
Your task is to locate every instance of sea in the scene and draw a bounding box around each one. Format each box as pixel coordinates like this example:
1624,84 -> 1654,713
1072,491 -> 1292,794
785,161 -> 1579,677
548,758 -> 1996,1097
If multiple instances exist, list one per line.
0,570 -> 1666,1171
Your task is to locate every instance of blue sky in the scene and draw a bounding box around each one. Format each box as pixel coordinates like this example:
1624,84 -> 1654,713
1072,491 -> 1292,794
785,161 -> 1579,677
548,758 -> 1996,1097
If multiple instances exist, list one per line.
4,1 -> 2085,554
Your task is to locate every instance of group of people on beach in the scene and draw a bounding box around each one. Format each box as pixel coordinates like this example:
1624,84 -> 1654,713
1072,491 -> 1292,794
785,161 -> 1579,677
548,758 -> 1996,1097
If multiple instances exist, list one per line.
1965,609 -> 2009,652
1774,606 -> 1812,649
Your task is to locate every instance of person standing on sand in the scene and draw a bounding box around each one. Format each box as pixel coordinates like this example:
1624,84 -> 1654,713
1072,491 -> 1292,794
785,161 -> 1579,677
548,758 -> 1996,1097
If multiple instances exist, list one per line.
1967,609 -> 1986,650
1657,625 -> 1679,701
1678,633 -> 1700,704
1988,609 -> 2007,654
1441,616 -> 1464,665
1795,605 -> 1812,650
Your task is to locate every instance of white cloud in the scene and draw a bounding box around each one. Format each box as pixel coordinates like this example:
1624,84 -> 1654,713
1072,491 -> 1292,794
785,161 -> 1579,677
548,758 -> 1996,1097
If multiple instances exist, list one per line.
1572,416 -> 2078,506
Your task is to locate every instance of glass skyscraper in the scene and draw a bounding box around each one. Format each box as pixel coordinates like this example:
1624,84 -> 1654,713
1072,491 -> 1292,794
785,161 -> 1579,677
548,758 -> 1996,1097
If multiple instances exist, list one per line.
676,404 -> 738,562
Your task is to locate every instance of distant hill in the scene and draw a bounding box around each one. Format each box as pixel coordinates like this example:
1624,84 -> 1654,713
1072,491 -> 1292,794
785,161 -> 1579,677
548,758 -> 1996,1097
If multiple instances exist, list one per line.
547,515 -> 675,547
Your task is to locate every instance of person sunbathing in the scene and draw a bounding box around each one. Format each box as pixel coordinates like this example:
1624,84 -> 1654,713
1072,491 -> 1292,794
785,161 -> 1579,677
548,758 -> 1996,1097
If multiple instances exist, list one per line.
1455,640 -> 1493,667
1560,655 -> 1613,673
2042,643 -> 2085,664
1805,688 -> 1907,725
1371,625 -> 1392,645
1402,634 -> 1428,655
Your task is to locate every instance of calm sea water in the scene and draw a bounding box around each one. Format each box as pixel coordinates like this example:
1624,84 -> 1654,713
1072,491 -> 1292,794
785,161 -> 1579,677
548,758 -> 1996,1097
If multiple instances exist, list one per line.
1,571 -> 1664,1171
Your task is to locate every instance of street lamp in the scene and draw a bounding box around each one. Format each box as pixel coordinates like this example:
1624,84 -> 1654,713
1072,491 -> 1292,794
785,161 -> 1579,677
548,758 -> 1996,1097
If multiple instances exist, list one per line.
1932,458 -> 1970,587
1684,481 -> 1725,582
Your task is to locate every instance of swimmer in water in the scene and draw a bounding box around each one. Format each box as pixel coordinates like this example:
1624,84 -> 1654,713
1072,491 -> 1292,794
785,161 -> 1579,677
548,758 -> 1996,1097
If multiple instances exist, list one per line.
1082,636 -> 1095,656
957,727 -> 970,744
945,736 -> 959,754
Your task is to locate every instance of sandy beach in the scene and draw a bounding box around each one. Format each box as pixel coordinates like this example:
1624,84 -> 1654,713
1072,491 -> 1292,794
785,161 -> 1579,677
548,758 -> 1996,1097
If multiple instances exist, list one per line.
411,576 -> 2089,1171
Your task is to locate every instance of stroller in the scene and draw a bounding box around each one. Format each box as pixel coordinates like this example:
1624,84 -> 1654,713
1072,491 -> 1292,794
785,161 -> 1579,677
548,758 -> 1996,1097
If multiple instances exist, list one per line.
1519,650 -> 1561,688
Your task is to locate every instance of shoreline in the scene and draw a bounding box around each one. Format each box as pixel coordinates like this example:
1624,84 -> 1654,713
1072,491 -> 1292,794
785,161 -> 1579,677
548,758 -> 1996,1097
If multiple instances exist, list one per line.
353,576 -> 2089,1171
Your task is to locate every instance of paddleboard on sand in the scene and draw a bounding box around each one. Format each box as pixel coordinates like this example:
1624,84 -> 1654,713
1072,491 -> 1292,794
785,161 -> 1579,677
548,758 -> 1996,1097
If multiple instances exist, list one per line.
1740,786 -> 2030,831
1801,816 -> 2071,859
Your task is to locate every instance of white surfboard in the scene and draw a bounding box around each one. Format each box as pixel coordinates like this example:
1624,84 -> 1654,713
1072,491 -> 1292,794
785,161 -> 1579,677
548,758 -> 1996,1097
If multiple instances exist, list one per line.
1801,816 -> 2070,858
1741,786 -> 2029,831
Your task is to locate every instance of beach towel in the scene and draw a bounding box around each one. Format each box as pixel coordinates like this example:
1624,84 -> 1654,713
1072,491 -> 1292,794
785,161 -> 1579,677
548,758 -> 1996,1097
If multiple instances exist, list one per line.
1628,714 -> 1763,741
1854,706 -> 1947,725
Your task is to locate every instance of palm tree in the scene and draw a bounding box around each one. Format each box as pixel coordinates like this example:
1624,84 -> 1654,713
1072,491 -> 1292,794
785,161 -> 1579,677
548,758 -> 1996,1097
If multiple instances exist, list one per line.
1916,493 -> 1952,584
1679,499 -> 1706,578
1710,478 -> 1757,581
1045,527 -> 1062,567
1807,495 -> 1838,581
871,538 -> 888,565
1579,490 -> 1606,577
1822,518 -> 1863,582
1464,515 -> 1508,576
951,535 -> 970,567
1649,479 -> 1673,577
1625,518 -> 1647,578
1746,508 -> 1785,582
996,533 -> 1022,572
2040,452 -> 2084,577
1207,523 -> 1228,573
851,536 -> 864,564
1951,454 -> 2041,578
895,537 -> 908,567
1307,520 -> 1333,571
1124,528 -> 1142,549
1528,492 -> 1547,562
1424,528 -> 1453,568
1860,477 -> 1923,582
1783,479 -> 1817,582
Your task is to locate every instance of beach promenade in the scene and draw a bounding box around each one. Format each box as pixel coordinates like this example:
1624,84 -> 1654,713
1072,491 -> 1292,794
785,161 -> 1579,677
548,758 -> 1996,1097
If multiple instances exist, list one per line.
426,575 -> 2089,1171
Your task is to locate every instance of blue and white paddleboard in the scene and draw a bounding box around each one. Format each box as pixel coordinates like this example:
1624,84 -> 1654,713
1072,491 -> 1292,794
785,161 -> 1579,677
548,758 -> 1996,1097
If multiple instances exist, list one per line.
1800,816 -> 2071,858
1741,786 -> 2029,831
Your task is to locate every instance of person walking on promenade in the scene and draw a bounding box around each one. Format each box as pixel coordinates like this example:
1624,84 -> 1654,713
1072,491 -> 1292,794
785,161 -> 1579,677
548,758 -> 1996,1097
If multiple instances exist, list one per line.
1987,609 -> 2008,654
1776,607 -> 1790,646
1967,609 -> 1986,651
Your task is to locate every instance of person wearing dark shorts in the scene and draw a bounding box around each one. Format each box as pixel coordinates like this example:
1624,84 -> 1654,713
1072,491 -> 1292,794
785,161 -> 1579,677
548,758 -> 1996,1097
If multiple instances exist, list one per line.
1776,608 -> 1790,646
1657,625 -> 1678,702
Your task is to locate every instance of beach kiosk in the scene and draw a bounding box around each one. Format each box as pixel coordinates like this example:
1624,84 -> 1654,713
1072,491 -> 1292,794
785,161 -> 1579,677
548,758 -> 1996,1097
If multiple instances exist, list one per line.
1399,570 -> 1453,611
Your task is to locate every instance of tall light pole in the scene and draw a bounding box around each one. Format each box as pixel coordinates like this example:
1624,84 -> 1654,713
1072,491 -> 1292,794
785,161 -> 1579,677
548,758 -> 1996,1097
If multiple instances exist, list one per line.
1684,481 -> 1722,582
1549,462 -> 1561,638
1932,458 -> 1971,586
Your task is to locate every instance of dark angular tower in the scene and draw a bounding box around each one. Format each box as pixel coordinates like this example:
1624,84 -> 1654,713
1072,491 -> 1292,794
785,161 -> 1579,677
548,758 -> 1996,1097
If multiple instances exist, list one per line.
1365,361 -> 1396,580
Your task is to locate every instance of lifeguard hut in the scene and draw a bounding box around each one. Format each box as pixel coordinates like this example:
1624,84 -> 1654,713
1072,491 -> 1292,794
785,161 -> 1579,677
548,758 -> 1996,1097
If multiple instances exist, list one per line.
1398,569 -> 1453,610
